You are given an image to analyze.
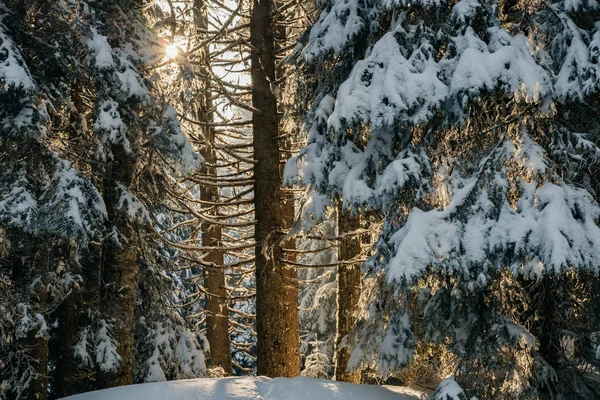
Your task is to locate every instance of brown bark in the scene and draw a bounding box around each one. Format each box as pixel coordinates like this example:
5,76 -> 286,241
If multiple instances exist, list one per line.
278,3 -> 297,290
251,0 -> 300,377
194,0 -> 232,375
334,203 -> 362,383
537,277 -> 561,367
200,132 -> 232,375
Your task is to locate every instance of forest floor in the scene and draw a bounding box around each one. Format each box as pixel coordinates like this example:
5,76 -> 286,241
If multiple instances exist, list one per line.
59,376 -> 432,400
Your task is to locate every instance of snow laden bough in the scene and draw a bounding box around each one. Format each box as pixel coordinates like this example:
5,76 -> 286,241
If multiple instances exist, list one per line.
289,0 -> 600,397
85,28 -> 202,173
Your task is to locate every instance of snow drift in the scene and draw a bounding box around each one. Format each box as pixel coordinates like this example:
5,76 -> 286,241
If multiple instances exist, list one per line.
60,376 -> 424,400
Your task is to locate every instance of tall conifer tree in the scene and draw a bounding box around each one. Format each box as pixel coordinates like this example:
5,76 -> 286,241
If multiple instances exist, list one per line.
251,0 -> 301,377
289,0 -> 600,397
0,0 -> 203,397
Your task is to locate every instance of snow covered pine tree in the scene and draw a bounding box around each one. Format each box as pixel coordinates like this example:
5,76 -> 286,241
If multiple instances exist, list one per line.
287,0 -> 600,398
0,1 -> 107,397
0,0 -> 203,398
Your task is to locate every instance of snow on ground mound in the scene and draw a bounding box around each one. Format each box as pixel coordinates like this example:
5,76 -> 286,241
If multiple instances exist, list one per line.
61,376 -> 426,400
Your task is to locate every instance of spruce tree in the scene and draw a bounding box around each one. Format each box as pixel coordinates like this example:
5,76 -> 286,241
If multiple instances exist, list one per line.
289,0 -> 600,397
0,2 -> 106,397
0,0 -> 203,396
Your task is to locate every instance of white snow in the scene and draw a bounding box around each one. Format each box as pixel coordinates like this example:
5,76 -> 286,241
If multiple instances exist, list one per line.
174,330 -> 207,378
303,0 -> 364,60
74,327 -> 93,367
0,31 -> 35,91
377,312 -> 415,375
491,316 -> 536,350
116,184 -> 151,222
84,28 -> 115,70
84,29 -> 149,99
385,134 -> 600,285
450,0 -> 480,23
328,19 -> 552,131
159,105 -> 203,171
285,95 -> 335,189
432,377 -> 465,400
15,303 -> 48,340
562,0 -> 599,11
451,27 -> 551,103
38,158 -> 107,241
0,173 -> 38,227
61,376 -> 424,400
0,17 -> 35,91
552,8 -> 600,99
114,49 -> 149,99
95,319 -> 122,372
94,100 -> 131,153
329,25 -> 448,129
302,348 -> 332,379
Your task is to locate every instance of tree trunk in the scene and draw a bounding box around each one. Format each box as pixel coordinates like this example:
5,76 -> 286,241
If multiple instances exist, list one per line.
98,147 -> 139,388
251,0 -> 300,377
194,0 -> 232,375
25,329 -> 49,400
98,225 -> 138,388
73,243 -> 103,394
50,292 -> 75,399
537,277 -> 560,367
200,148 -> 232,374
334,203 -> 362,383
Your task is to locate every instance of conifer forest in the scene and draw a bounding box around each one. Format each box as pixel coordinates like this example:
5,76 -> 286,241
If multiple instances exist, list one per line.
2,1 -> 600,399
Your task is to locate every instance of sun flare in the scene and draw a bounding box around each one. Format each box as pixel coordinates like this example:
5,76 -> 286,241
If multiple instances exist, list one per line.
166,44 -> 178,58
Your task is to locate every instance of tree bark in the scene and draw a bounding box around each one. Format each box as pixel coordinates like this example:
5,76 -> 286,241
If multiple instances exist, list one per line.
334,203 -> 362,383
50,292 -> 75,399
200,128 -> 232,375
73,243 -> 103,394
251,0 -> 300,377
97,146 -> 139,388
25,329 -> 49,400
98,224 -> 138,388
194,0 -> 232,375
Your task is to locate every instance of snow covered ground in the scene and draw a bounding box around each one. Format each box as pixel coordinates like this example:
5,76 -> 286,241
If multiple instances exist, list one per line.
60,376 -> 430,400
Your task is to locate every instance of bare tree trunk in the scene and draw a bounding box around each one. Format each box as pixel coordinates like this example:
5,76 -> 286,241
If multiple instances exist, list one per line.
200,140 -> 232,375
251,0 -> 300,377
335,203 -> 362,383
193,0 -> 232,375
